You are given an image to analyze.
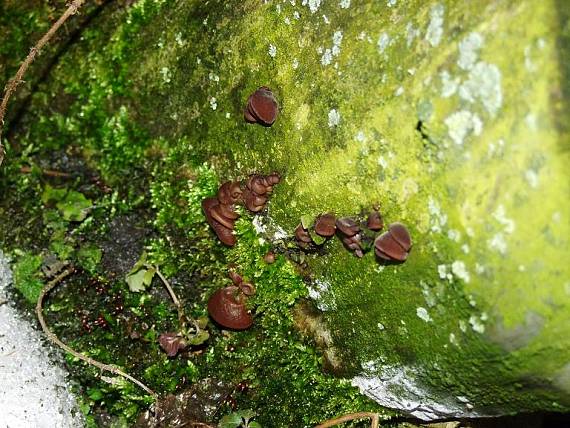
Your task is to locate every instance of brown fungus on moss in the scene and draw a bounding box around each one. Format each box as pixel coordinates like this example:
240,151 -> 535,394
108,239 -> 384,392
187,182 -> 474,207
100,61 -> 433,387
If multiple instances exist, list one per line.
335,217 -> 360,237
367,209 -> 384,231
202,197 -> 237,246
294,223 -> 312,248
374,222 -> 412,262
341,233 -> 365,258
314,213 -> 336,237
242,173 -> 280,213
244,86 -> 279,126
207,286 -> 253,330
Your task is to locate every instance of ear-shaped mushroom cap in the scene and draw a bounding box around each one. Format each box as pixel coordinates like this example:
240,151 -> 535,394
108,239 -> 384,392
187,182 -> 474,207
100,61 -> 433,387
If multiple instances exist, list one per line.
389,222 -> 412,251
367,210 -> 384,231
335,217 -> 360,237
314,213 -> 337,237
202,197 -> 236,246
295,224 -> 312,243
207,286 -> 253,330
374,224 -> 411,262
247,87 -> 279,126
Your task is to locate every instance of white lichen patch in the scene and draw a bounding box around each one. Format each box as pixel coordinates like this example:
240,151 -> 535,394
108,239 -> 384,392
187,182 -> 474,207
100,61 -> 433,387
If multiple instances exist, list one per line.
524,169 -> 539,188
406,22 -> 420,47
308,279 -> 336,311
488,233 -> 507,254
160,67 -> 172,83
322,30 -> 343,65
449,333 -> 459,346
377,32 -> 391,54
447,229 -> 461,242
457,32 -> 484,71
339,0 -> 350,9
440,71 -> 460,98
428,197 -> 448,233
444,110 -> 483,145
209,96 -> 217,110
321,49 -> 333,65
469,315 -> 486,334
328,108 -> 341,127
303,0 -> 321,13
416,307 -> 433,322
268,44 -> 277,57
425,4 -> 445,47
438,264 -> 452,282
458,62 -> 502,116
387,0 -> 397,7
493,205 -> 515,234
451,261 -> 470,283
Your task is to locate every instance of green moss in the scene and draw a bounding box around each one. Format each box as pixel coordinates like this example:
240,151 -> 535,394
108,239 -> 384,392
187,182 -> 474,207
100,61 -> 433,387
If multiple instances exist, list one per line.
12,251 -> 43,303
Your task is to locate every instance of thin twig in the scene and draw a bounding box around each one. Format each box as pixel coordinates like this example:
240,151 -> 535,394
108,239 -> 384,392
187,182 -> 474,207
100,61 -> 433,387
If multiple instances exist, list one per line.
316,412 -> 381,428
155,266 -> 184,323
20,165 -> 72,178
36,264 -> 158,398
0,0 -> 86,166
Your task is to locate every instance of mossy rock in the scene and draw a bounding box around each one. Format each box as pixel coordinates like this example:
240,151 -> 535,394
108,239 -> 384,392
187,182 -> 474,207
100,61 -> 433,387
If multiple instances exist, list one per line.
2,0 -> 570,423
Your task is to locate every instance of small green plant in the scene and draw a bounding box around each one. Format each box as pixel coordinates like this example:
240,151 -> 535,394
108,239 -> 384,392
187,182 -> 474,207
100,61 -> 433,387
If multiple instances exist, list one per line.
219,409 -> 261,428
126,252 -> 210,356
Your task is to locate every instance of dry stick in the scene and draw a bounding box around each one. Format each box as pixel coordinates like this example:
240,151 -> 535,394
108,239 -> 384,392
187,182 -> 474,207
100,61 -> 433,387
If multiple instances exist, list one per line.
0,0 -> 87,166
316,412 -> 381,428
155,266 -> 187,328
36,264 -> 158,398
20,165 -> 72,178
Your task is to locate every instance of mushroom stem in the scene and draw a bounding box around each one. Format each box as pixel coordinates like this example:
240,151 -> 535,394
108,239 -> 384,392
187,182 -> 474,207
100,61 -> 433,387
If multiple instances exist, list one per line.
36,264 -> 157,399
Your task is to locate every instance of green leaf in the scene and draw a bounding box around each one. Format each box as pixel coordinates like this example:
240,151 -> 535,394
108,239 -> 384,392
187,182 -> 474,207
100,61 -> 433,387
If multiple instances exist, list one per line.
131,251 -> 148,273
248,422 -> 262,428
196,316 -> 209,329
78,244 -> 102,274
218,413 -> 243,428
300,214 -> 313,230
41,184 -> 68,205
187,330 -> 209,346
142,267 -> 156,286
56,190 -> 92,222
87,387 -> 103,401
308,229 -> 326,245
235,409 -> 256,420
126,269 -> 147,292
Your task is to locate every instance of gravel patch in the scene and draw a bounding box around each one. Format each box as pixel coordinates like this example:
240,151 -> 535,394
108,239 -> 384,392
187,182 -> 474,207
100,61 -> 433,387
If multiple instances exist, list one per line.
0,250 -> 84,428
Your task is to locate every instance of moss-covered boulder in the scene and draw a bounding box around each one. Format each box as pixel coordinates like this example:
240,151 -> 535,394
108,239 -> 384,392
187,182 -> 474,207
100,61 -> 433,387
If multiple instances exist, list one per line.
2,0 -> 569,423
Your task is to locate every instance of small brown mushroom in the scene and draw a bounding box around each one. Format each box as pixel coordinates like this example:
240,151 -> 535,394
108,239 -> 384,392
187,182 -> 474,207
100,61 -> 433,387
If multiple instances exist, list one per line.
314,213 -> 336,237
209,203 -> 236,229
229,271 -> 243,286
295,224 -> 312,244
202,197 -> 236,246
374,223 -> 412,262
244,87 -> 279,126
239,282 -> 256,296
367,210 -> 384,231
217,181 -> 243,205
340,233 -> 364,258
335,217 -> 360,237
389,222 -> 411,251
263,251 -> 276,264
207,286 -> 253,330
